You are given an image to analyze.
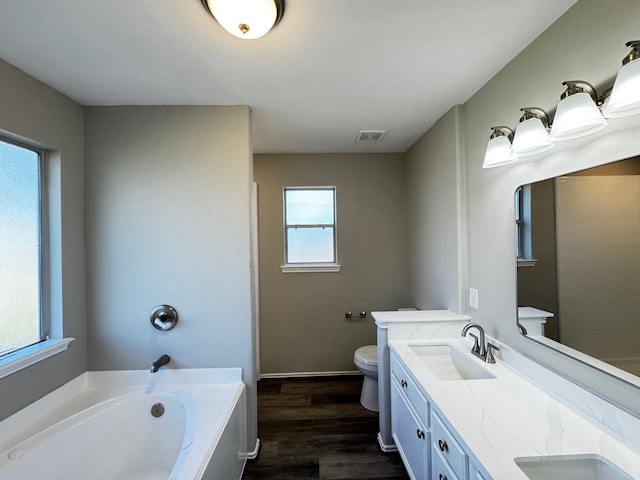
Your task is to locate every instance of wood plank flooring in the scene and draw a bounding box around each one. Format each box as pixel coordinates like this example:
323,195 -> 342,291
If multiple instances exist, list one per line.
242,376 -> 409,480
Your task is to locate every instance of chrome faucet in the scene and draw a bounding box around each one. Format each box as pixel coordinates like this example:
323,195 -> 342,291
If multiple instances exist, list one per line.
461,323 -> 499,363
150,354 -> 171,373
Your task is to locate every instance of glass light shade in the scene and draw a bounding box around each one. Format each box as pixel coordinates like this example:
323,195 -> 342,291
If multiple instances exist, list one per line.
483,135 -> 518,168
206,0 -> 278,39
603,58 -> 640,118
511,117 -> 554,156
549,92 -> 607,141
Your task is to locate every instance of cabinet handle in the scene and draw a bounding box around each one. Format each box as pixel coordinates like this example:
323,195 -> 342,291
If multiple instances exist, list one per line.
439,474 -> 448,480
400,379 -> 407,388
416,429 -> 425,439
438,439 -> 449,453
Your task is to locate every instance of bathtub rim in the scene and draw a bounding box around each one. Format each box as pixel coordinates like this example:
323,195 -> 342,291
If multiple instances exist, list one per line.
0,367 -> 243,457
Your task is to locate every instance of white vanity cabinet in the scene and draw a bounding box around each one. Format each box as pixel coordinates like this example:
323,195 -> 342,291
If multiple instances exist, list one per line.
391,351 -> 493,480
391,352 -> 430,480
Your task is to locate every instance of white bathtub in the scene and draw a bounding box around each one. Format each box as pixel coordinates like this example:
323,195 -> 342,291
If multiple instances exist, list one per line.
0,368 -> 247,480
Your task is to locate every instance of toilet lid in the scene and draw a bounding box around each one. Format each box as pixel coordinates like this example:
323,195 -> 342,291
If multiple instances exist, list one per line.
354,345 -> 378,366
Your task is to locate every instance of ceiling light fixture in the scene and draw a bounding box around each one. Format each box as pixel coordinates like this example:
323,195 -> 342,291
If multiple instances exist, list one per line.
511,108 -> 554,156
549,81 -> 607,141
483,127 -> 518,169
201,0 -> 285,40
603,41 -> 640,118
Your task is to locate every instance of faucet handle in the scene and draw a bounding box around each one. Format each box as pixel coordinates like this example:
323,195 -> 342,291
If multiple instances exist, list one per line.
468,332 -> 481,354
486,343 -> 500,364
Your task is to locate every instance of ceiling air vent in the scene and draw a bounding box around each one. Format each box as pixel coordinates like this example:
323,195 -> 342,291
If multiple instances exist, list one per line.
355,130 -> 386,142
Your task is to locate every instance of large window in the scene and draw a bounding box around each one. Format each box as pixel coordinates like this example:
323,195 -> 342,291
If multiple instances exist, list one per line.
282,187 -> 339,272
0,138 -> 46,357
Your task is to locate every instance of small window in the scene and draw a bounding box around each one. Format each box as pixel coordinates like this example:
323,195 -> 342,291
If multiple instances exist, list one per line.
0,138 -> 47,357
282,187 -> 340,272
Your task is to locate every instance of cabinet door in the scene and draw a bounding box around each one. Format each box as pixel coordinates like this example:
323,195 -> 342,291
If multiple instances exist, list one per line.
469,459 -> 491,480
431,412 -> 467,479
391,382 -> 429,480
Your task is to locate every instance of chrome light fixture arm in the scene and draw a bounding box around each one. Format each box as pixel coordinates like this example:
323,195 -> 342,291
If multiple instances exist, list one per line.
621,40 -> 640,66
519,107 -> 550,129
560,80 -> 601,104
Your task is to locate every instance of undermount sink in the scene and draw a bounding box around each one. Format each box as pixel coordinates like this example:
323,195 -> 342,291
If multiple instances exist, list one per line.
515,454 -> 634,480
408,344 -> 496,381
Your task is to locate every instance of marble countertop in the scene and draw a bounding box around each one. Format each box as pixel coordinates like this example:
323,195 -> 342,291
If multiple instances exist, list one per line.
372,309 -> 470,325
389,338 -> 640,480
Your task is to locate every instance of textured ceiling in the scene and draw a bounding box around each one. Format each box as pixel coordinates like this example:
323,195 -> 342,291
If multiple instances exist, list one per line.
0,0 -> 576,154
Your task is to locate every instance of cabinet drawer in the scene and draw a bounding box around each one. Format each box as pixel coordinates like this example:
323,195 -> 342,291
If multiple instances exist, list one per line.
391,382 -> 429,480
431,412 -> 467,479
391,353 -> 429,420
431,447 -> 460,480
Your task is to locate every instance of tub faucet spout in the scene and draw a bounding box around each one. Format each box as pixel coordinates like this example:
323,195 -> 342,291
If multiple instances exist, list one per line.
150,354 -> 171,373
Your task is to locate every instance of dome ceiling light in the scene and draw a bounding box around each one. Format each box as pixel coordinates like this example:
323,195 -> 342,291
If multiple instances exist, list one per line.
200,0 -> 285,40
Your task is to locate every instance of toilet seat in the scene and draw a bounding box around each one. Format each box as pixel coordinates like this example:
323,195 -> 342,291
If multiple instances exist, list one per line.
354,345 -> 378,366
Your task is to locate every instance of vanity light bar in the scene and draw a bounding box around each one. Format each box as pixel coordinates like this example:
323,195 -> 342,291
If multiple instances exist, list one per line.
483,40 -> 640,169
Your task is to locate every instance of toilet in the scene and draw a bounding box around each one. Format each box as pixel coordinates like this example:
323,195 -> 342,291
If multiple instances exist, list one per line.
354,345 -> 379,412
354,308 -> 416,412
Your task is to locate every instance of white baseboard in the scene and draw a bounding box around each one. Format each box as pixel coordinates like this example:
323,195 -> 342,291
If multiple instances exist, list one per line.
246,438 -> 261,460
377,432 -> 397,452
259,370 -> 361,379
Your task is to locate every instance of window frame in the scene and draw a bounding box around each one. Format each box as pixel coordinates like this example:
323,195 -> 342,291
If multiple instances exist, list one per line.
515,184 -> 537,267
0,134 -> 71,379
281,186 -> 341,273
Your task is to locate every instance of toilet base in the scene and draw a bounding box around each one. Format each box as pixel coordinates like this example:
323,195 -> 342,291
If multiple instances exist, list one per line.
360,376 -> 379,412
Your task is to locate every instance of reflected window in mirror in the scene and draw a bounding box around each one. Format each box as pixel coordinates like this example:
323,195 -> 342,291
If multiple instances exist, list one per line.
515,185 -> 536,266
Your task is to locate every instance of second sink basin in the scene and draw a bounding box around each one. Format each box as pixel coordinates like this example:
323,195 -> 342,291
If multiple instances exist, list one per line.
515,454 -> 634,480
408,344 -> 496,381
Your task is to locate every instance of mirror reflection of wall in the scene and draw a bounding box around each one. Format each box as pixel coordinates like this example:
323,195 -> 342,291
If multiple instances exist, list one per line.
517,157 -> 640,377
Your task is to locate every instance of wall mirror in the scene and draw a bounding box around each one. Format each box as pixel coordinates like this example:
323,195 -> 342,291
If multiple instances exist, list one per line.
516,155 -> 640,384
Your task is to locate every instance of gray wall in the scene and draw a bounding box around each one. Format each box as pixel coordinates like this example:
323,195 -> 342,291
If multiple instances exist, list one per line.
0,59 -> 87,420
459,0 -> 640,414
254,153 -> 410,374
405,106 -> 466,312
84,106 -> 258,447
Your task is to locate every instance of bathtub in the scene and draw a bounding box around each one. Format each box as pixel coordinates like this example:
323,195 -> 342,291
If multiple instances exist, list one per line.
0,368 -> 246,480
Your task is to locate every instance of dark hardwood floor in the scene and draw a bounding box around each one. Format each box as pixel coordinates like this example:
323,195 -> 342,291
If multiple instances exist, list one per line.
242,376 -> 409,480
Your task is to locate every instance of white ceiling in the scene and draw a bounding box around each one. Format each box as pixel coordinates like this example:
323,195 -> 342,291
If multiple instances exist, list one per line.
0,0 -> 576,154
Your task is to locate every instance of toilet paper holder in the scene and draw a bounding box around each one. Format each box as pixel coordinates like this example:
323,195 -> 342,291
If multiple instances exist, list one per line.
345,311 -> 367,319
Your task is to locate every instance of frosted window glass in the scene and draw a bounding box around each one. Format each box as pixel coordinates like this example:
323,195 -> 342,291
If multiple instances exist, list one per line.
285,189 -> 334,225
287,227 -> 335,263
0,140 -> 42,356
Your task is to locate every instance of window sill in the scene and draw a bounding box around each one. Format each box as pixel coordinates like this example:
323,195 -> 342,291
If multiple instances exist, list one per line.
0,338 -> 75,380
281,263 -> 342,273
517,258 -> 538,268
